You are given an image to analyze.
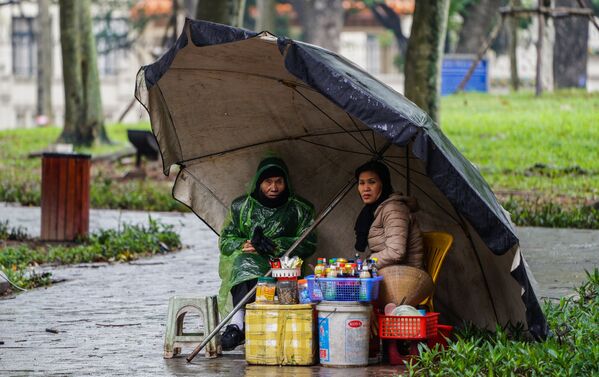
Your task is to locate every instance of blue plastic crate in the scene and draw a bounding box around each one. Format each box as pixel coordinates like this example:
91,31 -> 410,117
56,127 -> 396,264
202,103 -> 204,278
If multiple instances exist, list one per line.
306,275 -> 383,302
441,56 -> 488,95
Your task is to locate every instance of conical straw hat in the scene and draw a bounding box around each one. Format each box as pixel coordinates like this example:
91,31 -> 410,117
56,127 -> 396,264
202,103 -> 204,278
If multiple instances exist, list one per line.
378,265 -> 434,307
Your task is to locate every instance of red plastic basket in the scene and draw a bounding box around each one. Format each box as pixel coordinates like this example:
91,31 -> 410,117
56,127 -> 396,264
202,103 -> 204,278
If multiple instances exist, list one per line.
427,324 -> 453,349
377,312 -> 439,340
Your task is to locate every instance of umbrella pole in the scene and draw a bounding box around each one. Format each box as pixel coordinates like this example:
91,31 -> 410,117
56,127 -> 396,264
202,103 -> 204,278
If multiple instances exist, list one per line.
187,176 -> 358,362
406,145 -> 411,196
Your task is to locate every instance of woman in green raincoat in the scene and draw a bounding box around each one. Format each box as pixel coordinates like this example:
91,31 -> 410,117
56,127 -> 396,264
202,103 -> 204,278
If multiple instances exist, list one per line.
218,157 -> 316,350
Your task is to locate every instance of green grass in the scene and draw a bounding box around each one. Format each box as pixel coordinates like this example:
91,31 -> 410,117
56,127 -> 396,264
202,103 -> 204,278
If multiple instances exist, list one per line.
1,91 -> 598,227
405,269 -> 599,376
441,90 -> 599,202
0,217 -> 182,291
0,123 -> 185,211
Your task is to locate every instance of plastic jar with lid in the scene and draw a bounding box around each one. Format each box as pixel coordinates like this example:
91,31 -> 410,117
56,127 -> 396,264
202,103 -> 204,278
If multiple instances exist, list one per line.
297,279 -> 311,304
277,278 -> 299,305
255,277 -> 277,303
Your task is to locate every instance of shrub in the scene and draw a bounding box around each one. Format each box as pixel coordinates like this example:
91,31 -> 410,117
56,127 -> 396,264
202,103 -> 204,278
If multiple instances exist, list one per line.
406,269 -> 599,376
0,218 -> 182,291
503,197 -> 599,229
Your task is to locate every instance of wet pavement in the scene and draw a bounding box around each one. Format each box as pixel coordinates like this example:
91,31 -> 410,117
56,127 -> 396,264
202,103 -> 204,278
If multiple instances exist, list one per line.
0,203 -> 597,376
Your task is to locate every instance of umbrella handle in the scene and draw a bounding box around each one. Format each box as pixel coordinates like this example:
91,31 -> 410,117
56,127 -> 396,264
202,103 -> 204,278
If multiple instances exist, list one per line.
186,176 -> 358,362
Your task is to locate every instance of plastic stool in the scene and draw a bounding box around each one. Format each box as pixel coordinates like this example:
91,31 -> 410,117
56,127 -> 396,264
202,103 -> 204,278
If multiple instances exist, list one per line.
163,296 -> 221,358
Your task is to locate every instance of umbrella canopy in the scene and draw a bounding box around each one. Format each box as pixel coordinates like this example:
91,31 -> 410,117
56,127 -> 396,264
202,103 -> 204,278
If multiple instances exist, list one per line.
135,19 -> 547,339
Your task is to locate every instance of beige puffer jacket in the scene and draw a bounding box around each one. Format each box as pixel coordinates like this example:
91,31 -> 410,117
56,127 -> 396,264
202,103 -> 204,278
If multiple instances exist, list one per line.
368,193 -> 424,270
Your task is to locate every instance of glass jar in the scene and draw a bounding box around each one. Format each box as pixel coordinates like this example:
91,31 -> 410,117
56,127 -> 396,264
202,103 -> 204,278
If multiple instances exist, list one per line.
277,278 -> 299,305
255,277 -> 276,303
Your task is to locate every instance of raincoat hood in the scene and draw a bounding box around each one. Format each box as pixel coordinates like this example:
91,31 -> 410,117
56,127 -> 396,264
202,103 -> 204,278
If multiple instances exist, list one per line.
249,157 -> 292,194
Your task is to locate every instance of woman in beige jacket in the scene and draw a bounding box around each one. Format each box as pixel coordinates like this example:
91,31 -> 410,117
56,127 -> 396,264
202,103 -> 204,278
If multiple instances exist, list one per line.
354,161 -> 433,306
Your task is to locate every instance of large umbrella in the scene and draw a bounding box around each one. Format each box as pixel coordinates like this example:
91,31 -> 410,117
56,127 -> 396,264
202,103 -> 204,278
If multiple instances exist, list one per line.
135,19 -> 547,349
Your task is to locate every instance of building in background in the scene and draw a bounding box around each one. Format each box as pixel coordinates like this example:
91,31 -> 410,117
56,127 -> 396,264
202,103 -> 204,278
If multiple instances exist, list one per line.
0,0 -> 597,130
0,1 -> 166,130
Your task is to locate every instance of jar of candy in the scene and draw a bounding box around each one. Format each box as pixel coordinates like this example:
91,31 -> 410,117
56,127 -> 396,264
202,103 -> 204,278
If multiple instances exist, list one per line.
297,279 -> 311,304
277,278 -> 299,305
255,277 -> 276,303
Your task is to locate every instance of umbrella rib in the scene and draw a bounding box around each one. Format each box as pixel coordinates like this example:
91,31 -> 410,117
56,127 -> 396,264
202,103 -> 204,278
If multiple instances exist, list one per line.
347,113 -> 375,152
168,68 -> 318,92
371,130 -> 377,151
177,130 -> 376,165
457,212 -> 501,324
383,158 -> 428,178
156,82 -> 184,160
299,139 -> 375,156
181,168 -> 228,210
383,155 -> 420,160
292,86 -> 375,154
385,163 -> 461,224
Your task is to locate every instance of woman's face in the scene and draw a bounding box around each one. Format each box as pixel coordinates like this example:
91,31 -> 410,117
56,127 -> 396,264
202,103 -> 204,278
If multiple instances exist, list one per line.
358,171 -> 383,204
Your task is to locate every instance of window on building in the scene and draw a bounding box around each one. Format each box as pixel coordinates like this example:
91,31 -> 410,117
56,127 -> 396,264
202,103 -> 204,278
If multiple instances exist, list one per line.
366,34 -> 381,75
95,16 -> 130,76
12,17 -> 37,77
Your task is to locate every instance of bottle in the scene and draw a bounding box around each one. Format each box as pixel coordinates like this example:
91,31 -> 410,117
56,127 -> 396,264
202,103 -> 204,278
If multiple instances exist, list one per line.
371,258 -> 378,277
359,265 -> 371,279
314,258 -> 326,278
327,266 -> 337,278
338,263 -> 346,278
344,263 -> 354,277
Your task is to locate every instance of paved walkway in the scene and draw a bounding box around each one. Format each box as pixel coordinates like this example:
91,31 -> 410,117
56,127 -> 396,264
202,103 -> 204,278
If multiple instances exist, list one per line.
0,203 -> 597,376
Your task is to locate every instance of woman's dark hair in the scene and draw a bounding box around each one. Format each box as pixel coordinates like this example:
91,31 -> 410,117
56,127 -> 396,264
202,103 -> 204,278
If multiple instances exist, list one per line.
353,160 -> 394,252
354,160 -> 394,198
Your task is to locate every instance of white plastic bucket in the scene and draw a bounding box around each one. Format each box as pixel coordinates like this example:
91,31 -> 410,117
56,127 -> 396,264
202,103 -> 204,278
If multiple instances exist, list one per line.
316,301 -> 371,367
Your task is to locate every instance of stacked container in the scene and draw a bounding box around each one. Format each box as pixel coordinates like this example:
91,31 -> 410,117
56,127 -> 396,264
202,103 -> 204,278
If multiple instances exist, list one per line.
245,303 -> 317,365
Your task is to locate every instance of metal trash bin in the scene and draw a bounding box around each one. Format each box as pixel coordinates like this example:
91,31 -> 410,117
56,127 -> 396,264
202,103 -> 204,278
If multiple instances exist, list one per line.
41,153 -> 90,241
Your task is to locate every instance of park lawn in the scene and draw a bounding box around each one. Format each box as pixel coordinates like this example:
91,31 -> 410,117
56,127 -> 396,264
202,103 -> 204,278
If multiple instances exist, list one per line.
441,90 -> 599,203
0,90 -> 597,226
0,122 -> 184,211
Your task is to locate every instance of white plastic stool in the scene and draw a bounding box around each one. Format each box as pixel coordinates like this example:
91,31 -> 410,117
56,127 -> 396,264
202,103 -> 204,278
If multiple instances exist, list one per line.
163,296 -> 221,358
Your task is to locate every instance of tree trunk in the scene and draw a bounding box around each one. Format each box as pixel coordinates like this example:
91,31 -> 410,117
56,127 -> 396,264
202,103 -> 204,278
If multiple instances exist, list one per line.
256,0 -> 276,32
36,0 -> 53,125
539,0 -> 555,93
456,0 -> 503,54
79,0 -> 109,144
58,0 -> 109,146
196,0 -> 230,24
368,2 -> 408,59
234,0 -> 246,28
302,0 -> 344,52
58,0 -> 85,144
404,0 -> 450,125
508,0 -> 521,91
553,0 -> 589,88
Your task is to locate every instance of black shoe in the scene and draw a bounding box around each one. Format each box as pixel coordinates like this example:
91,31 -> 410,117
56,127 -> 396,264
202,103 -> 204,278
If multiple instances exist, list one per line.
221,324 -> 245,351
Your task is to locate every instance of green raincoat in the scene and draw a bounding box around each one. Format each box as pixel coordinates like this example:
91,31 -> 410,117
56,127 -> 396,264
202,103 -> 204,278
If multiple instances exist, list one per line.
218,158 -> 317,315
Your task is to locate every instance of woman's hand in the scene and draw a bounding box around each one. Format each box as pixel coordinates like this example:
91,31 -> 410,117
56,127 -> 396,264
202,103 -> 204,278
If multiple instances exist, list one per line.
242,240 -> 257,253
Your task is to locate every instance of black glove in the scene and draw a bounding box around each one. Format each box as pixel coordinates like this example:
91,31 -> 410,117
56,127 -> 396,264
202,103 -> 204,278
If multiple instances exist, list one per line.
251,226 -> 277,255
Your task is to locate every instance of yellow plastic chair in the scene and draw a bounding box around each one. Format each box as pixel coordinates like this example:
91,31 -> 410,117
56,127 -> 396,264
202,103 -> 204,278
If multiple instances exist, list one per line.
420,232 -> 454,312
